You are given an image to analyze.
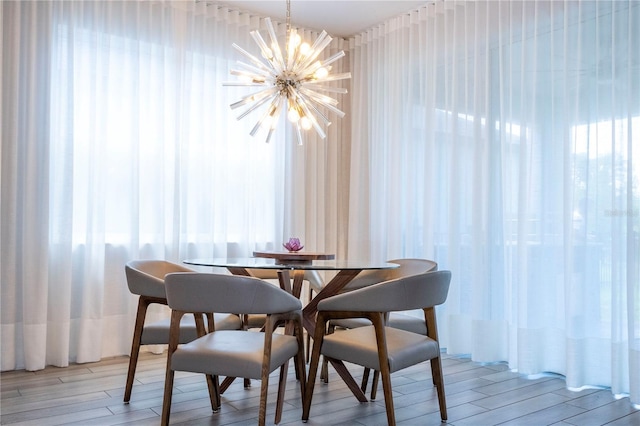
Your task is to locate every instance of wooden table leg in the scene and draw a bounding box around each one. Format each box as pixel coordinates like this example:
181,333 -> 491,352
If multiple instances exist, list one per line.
291,270 -> 305,299
301,269 -> 361,334
328,359 -> 368,402
227,267 -> 251,276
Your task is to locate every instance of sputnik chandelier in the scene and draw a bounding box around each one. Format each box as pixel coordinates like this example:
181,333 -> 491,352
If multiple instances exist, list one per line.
223,0 -> 351,145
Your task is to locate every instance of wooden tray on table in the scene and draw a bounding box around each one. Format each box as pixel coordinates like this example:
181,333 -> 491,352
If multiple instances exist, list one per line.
253,251 -> 335,265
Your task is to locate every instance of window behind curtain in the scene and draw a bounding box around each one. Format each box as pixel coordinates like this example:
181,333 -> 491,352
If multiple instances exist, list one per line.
49,6 -> 283,257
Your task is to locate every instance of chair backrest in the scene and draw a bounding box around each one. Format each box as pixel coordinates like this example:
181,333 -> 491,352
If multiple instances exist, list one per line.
344,258 -> 438,291
125,260 -> 194,299
165,272 -> 302,315
318,270 -> 451,313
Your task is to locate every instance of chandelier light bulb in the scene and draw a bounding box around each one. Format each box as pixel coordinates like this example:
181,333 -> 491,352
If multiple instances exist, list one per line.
288,107 -> 301,122
222,0 -> 351,145
299,42 -> 311,55
300,116 -> 312,130
314,67 -> 329,79
289,32 -> 301,49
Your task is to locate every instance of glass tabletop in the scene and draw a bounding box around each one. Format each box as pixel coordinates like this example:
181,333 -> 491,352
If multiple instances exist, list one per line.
183,257 -> 399,271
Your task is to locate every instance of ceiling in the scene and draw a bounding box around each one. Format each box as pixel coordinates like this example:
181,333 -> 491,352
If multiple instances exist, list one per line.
212,1 -> 429,38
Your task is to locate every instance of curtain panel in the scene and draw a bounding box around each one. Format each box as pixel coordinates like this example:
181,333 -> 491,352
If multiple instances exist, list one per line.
348,0 -> 639,405
1,0 -> 346,371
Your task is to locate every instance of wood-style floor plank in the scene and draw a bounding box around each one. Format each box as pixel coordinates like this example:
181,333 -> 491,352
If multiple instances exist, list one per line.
1,352 -> 638,425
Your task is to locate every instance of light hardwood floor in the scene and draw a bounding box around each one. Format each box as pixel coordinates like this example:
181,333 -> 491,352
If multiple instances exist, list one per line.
2,351 -> 638,426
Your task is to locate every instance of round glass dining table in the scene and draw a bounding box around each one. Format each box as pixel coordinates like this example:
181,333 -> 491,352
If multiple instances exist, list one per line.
183,257 -> 399,334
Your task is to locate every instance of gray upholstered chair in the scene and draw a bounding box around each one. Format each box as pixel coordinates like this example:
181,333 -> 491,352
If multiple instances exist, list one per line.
330,258 -> 437,329
216,269 -> 324,393
161,272 -> 307,426
340,258 -> 437,291
303,270 -> 451,425
323,258 -> 437,390
123,260 -> 242,402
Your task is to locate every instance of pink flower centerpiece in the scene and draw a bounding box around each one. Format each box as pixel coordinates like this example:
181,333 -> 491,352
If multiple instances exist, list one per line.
283,237 -> 304,252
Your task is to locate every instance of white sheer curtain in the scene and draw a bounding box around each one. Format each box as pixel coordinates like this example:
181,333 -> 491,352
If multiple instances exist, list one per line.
1,0 -> 345,371
349,0 -> 639,405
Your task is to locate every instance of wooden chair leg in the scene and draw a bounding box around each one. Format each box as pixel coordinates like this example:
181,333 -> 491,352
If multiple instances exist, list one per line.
124,297 -> 150,403
295,351 -> 307,398
431,356 -> 448,421
321,356 -> 329,383
320,323 -> 335,383
162,309 -> 184,426
161,368 -> 175,426
360,367 -> 370,393
305,286 -> 314,364
294,321 -> 308,400
258,369 -> 270,426
380,366 -> 396,426
205,374 -> 221,412
274,364 -> 288,424
302,320 -> 326,421
370,370 -> 380,400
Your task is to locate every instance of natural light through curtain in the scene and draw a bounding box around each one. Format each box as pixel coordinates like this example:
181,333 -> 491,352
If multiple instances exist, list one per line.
1,0 -> 349,371
348,0 -> 639,405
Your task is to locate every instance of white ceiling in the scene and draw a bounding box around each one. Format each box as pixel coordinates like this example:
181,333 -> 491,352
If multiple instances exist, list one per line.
213,1 -> 429,38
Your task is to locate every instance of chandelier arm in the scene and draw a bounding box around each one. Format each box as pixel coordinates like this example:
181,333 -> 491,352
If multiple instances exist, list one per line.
290,32 -> 329,75
294,122 -> 304,145
300,100 -> 331,126
250,96 -> 283,137
298,86 -> 339,106
302,84 -> 348,94
264,18 -> 286,72
293,49 -> 344,76
294,36 -> 333,73
318,50 -> 346,68
296,93 -> 330,131
230,86 -> 279,110
236,91 -> 279,120
232,43 -> 272,73
264,100 -> 284,143
222,82 -> 271,87
296,60 -> 323,79
234,61 -> 274,79
308,30 -> 328,53
315,72 -> 352,82
251,30 -> 283,73
229,69 -> 267,84
307,98 -> 346,119
286,29 -> 299,70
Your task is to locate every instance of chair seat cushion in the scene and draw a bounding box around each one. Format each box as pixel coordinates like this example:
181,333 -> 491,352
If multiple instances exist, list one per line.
141,313 -> 242,345
171,330 -> 299,379
322,325 -> 439,373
